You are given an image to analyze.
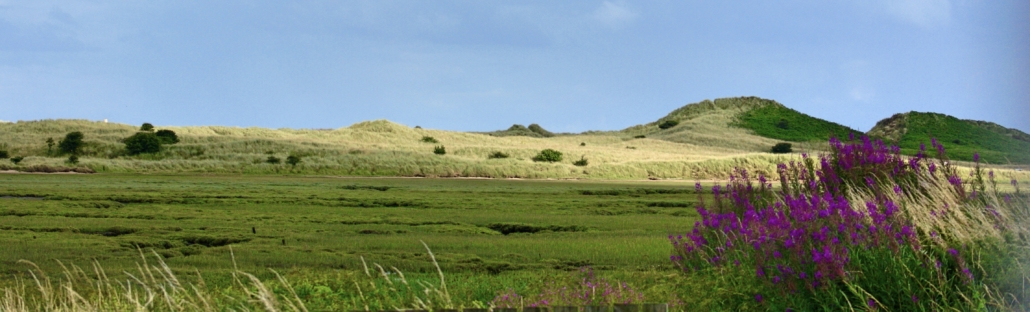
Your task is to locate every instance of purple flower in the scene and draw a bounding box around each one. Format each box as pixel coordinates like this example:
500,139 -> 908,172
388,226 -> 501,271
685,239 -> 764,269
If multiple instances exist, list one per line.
973,153 -> 980,163
754,294 -> 763,303
948,248 -> 959,257
695,182 -> 702,193
867,299 -> 876,308
893,185 -> 902,195
911,295 -> 918,303
1013,179 -> 1019,187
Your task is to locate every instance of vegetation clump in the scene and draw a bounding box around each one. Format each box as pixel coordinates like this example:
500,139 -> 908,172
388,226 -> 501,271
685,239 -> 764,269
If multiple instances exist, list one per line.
573,156 -> 588,167
286,155 -> 302,167
140,123 -> 155,132
66,154 -> 79,165
433,146 -> 446,155
633,135 -> 646,139
421,136 -> 439,143
532,149 -> 562,162
10,156 -> 24,165
124,132 -> 162,155
488,151 -> 509,159
658,119 -> 679,130
266,156 -> 281,164
770,142 -> 793,153
59,131 -> 84,154
155,129 -> 179,144
0,150 -> 7,159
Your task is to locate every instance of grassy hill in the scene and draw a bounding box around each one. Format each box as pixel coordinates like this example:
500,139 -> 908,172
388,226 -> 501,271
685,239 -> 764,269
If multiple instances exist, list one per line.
482,123 -> 558,138
0,119 -> 793,179
868,112 -> 1030,165
618,97 -> 852,152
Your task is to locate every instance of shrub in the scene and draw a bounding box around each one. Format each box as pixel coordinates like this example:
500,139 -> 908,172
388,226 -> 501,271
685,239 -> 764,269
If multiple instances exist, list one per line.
67,154 -> 79,165
771,142 -> 792,153
580,142 -> 586,146
573,157 -> 588,167
776,118 -> 789,129
140,123 -> 154,132
634,135 -> 646,139
10,156 -> 23,165
46,138 -> 55,154
421,136 -> 439,143
59,131 -> 84,154
532,149 -> 562,162
266,156 -> 281,164
0,150 -> 7,159
658,120 -> 680,129
488,151 -> 509,159
286,155 -> 301,167
433,146 -> 446,155
124,132 -> 162,155
155,129 -> 179,144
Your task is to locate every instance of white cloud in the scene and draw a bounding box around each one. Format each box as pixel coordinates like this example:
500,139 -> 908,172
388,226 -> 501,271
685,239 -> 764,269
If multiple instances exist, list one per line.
884,0 -> 952,29
592,1 -> 636,28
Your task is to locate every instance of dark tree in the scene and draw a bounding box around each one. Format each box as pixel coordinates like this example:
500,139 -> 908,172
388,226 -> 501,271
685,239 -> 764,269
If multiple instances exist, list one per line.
140,123 -> 155,132
155,129 -> 179,144
658,120 -> 680,130
286,155 -> 301,167
124,132 -> 162,155
771,143 -> 793,154
59,132 -> 84,154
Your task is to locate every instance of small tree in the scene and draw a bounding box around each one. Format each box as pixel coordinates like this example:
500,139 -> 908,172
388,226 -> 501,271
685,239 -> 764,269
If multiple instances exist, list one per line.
67,154 -> 79,165
59,132 -> 84,154
155,129 -> 179,144
141,123 -> 155,132
46,138 -> 55,154
286,155 -> 301,167
658,120 -> 679,130
10,156 -> 23,165
124,132 -> 162,155
532,149 -> 563,162
433,146 -> 446,155
771,143 -> 793,154
573,156 -> 588,166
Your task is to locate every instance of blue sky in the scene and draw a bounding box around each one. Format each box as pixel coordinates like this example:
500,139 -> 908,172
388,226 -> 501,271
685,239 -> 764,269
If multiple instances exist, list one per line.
1,1 -> 1027,133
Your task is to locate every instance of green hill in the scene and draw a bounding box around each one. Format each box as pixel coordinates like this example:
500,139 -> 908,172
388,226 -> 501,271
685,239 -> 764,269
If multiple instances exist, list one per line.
868,112 -> 1030,165
619,96 -> 860,152
483,123 -> 557,138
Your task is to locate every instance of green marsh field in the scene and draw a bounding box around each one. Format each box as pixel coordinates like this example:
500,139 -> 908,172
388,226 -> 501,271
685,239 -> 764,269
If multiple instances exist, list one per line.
0,173 -> 709,310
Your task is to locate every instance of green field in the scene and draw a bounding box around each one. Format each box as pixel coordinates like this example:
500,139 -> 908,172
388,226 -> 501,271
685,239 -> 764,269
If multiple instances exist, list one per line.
0,173 -> 718,310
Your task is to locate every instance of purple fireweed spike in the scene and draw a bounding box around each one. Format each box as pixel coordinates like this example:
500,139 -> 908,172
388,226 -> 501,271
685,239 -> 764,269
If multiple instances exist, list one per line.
973,153 -> 980,163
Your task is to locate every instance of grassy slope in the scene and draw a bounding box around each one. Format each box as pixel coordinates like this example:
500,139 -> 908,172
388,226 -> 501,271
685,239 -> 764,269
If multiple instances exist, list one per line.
0,119 -> 792,179
868,112 -> 1030,165
619,97 -> 791,152
734,102 -> 863,143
